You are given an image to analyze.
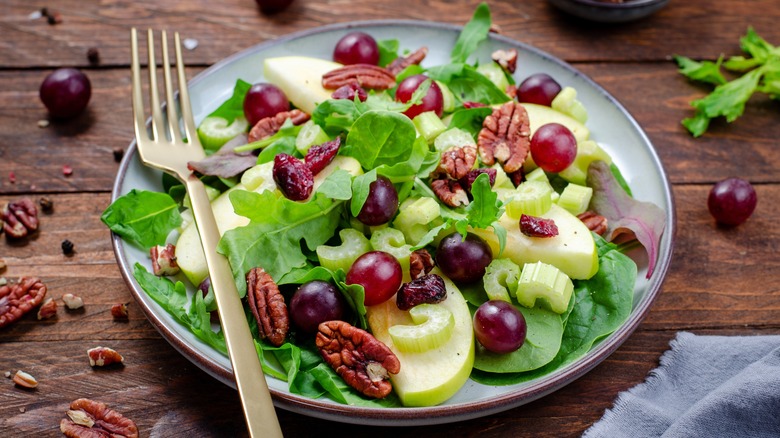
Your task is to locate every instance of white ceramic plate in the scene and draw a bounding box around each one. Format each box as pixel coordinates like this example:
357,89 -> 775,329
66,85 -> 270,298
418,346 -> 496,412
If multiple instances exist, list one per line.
111,21 -> 675,426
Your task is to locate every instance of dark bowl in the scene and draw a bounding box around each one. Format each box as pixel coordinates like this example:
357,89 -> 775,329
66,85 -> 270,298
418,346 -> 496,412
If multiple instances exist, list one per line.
548,0 -> 669,23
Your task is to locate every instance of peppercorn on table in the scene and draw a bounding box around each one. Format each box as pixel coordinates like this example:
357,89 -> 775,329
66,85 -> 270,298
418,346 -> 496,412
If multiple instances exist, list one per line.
1,0 -> 779,436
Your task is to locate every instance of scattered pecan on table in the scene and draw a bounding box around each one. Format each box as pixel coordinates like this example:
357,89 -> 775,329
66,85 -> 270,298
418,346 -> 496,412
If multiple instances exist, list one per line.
60,398 -> 139,438
247,267 -> 289,347
477,101 -> 531,174
2,198 -> 39,239
87,346 -> 124,367
316,320 -> 401,398
387,46 -> 429,76
322,64 -> 396,91
247,109 -> 310,143
0,277 -> 47,329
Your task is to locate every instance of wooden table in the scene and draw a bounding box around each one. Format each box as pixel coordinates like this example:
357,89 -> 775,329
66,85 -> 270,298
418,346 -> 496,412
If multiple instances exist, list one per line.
2,0 -> 779,436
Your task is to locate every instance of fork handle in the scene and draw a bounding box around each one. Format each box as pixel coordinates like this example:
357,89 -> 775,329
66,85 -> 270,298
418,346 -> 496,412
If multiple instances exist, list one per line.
185,175 -> 284,438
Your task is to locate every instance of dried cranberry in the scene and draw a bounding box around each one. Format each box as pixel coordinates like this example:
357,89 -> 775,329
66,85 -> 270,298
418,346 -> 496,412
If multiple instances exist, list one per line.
463,101 -> 487,109
331,83 -> 368,102
459,168 -> 497,193
305,137 -> 341,176
396,274 -> 447,311
520,214 -> 559,238
508,169 -> 525,187
273,154 -> 313,201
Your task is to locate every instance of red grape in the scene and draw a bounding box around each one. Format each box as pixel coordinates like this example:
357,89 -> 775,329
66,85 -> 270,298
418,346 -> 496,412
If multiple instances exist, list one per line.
255,0 -> 294,14
517,73 -> 561,107
346,251 -> 403,306
356,175 -> 399,226
243,83 -> 290,127
39,68 -> 92,119
333,32 -> 379,65
530,123 -> 577,173
436,232 -> 493,284
473,300 -> 527,354
395,74 -> 444,119
708,177 -> 757,226
289,280 -> 347,334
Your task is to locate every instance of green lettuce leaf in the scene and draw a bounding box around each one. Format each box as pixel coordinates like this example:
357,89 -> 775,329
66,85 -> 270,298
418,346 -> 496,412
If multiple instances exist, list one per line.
450,2 -> 491,64
101,189 -> 182,249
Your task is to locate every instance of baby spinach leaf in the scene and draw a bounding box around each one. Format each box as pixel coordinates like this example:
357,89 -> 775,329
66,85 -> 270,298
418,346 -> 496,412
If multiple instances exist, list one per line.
205,79 -> 252,123
311,98 -> 369,136
316,169 -> 353,201
378,38 -> 400,67
450,2 -> 491,64
447,106 -> 493,137
101,189 -> 181,249
218,190 -> 345,296
307,363 -> 402,407
343,110 -> 418,169
350,169 -> 378,217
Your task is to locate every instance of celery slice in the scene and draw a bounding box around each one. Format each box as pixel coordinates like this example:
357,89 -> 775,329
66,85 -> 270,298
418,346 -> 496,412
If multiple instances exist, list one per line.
394,197 -> 442,245
197,116 -> 248,151
483,258 -> 521,302
516,261 -> 573,314
557,183 -> 593,216
551,86 -> 588,123
433,127 -> 476,152
295,120 -> 330,154
524,167 -> 549,184
315,228 -> 371,273
388,304 -> 455,353
413,111 -> 447,144
505,180 -> 553,219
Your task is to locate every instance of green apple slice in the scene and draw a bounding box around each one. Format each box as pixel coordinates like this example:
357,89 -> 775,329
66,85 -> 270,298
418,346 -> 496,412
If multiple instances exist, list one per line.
263,56 -> 342,115
471,203 -> 599,280
366,270 -> 474,407
388,304 -> 455,353
521,102 -> 590,143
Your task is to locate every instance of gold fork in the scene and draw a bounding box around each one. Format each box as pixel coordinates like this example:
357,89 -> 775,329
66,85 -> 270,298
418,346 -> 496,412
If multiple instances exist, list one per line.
130,28 -> 283,437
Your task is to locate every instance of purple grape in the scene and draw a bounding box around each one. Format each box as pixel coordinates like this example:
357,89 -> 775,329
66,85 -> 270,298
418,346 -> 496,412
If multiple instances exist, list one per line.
530,123 -> 577,173
395,74 -> 444,118
289,280 -> 347,334
346,251 -> 402,306
333,32 -> 379,65
473,300 -> 527,354
708,177 -> 757,226
243,83 -> 290,127
517,73 -> 561,107
435,232 -> 493,284
356,175 -> 399,226
39,68 -> 92,119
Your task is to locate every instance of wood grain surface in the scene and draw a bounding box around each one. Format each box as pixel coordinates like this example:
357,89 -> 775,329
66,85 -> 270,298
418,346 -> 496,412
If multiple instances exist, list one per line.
2,0 -> 779,436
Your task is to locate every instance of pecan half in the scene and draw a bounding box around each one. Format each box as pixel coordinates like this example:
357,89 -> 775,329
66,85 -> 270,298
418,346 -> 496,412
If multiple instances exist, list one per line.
387,46 -> 429,75
2,198 -> 39,239
409,249 -> 435,280
316,320 -> 400,398
150,243 -> 179,276
322,64 -> 396,91
431,178 -> 469,207
111,303 -> 128,319
60,398 -> 139,438
578,211 -> 608,236
247,268 -> 289,347
247,109 -> 310,143
437,145 -> 477,180
477,101 -> 531,173
87,346 -> 124,367
0,277 -> 47,328
492,48 -> 518,74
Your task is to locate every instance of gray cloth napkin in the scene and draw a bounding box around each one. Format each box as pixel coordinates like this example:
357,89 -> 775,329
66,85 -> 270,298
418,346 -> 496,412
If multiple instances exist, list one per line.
582,331 -> 780,438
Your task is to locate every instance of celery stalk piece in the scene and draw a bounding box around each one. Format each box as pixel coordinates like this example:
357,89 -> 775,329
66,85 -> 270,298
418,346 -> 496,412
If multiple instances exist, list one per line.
557,183 -> 593,216
524,167 -> 549,184
516,261 -> 573,314
388,304 -> 455,353
315,228 -> 371,273
394,197 -> 443,245
551,86 -> 588,123
483,258 -> 521,302
197,116 -> 249,151
295,120 -> 330,154
413,111 -> 447,144
505,180 -> 554,219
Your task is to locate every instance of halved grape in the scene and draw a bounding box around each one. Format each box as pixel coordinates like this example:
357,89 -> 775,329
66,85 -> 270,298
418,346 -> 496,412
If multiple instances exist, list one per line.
473,300 -> 527,354
708,177 -> 757,226
333,32 -> 379,65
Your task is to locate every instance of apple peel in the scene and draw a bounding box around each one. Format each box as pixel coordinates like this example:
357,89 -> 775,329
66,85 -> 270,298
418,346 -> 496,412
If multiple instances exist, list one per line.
587,160 -> 665,278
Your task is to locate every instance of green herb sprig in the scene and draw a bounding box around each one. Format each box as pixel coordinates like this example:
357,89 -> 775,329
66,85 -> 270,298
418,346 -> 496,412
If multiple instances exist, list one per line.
675,27 -> 780,137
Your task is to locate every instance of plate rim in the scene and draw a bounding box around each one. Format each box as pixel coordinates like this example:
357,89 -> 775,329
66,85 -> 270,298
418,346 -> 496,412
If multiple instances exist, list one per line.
110,19 -> 676,426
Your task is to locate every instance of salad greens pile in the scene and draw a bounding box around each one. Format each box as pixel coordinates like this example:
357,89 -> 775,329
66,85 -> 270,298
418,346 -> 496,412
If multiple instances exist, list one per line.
102,3 -> 663,407
675,27 -> 780,137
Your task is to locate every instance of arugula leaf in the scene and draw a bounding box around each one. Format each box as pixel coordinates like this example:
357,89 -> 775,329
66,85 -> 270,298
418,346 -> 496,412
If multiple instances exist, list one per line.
464,173 -> 503,229
218,189 -> 346,296
450,2 -> 491,64
673,55 -> 727,85
101,189 -> 182,249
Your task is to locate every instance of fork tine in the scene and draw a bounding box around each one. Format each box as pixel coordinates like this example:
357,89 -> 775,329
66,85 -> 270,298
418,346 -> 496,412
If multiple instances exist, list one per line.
174,32 -> 200,147
160,30 -> 182,144
130,28 -> 150,143
146,29 -> 166,142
